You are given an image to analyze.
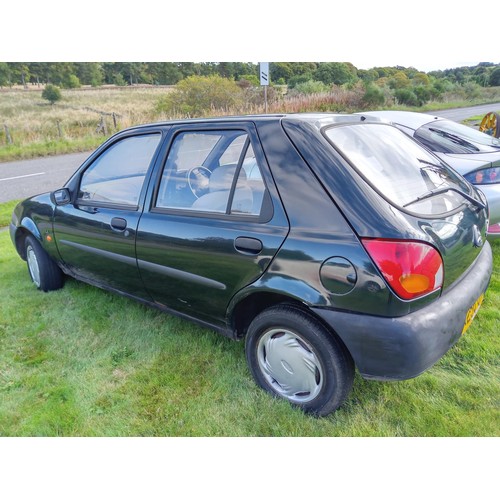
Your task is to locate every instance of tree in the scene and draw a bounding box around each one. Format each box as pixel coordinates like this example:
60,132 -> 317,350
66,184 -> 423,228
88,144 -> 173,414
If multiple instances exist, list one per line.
389,71 -> 411,89
76,62 -> 104,86
42,84 -> 62,104
314,62 -> 357,86
412,72 -> 430,86
489,68 -> 500,87
10,63 -> 30,87
146,62 -> 183,85
0,62 -> 11,87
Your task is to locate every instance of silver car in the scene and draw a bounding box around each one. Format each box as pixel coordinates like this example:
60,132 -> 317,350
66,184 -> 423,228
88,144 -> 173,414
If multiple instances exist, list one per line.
362,110 -> 500,239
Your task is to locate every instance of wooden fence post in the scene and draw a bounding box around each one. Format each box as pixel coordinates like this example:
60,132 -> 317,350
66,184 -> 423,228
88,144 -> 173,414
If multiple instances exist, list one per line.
96,115 -> 108,136
4,124 -> 13,144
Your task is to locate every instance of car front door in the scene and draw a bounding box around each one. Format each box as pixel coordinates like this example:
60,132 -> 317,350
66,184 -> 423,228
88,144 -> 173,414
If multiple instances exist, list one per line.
52,131 -> 163,298
136,124 -> 289,328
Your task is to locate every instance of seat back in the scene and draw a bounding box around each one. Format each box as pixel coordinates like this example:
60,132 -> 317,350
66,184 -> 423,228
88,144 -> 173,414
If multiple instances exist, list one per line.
192,164 -> 253,213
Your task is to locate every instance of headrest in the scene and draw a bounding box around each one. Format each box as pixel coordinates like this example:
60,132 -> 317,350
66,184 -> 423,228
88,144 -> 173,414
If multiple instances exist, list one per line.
209,164 -> 246,192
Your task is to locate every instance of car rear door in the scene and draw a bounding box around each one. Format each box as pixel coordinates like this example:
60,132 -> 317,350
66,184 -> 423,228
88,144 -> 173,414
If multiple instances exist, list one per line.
135,122 -> 289,328
52,130 -> 163,297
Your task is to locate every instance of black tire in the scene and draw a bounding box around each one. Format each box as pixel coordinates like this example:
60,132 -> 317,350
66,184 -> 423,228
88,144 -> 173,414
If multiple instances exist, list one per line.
25,235 -> 64,292
245,305 -> 354,416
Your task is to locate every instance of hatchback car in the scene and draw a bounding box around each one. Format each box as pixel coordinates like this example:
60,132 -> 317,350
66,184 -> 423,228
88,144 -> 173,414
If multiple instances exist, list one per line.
361,110 -> 500,238
10,114 -> 493,416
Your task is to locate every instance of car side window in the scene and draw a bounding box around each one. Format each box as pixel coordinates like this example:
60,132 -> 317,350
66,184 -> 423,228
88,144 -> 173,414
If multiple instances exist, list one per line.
78,133 -> 161,207
155,130 -> 267,216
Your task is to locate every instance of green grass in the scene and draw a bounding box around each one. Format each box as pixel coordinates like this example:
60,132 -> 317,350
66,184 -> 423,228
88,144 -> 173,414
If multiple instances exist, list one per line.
0,217 -> 498,436
0,137 -> 104,163
0,199 -> 20,227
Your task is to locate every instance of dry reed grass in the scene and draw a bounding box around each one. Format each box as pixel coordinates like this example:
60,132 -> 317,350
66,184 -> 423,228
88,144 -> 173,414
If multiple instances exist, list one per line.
0,87 -> 169,148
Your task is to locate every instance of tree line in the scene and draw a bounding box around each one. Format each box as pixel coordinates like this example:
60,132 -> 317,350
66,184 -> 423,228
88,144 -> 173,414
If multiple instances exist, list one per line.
1,62 -> 499,89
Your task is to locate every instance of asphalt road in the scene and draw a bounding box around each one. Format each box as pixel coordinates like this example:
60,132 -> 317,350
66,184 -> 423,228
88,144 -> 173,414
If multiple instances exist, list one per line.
1,102 -> 500,203
0,151 -> 91,203
431,103 -> 500,121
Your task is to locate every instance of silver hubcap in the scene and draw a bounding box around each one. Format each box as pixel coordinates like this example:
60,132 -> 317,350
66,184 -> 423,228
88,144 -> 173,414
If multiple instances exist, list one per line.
257,328 -> 324,403
27,245 -> 41,287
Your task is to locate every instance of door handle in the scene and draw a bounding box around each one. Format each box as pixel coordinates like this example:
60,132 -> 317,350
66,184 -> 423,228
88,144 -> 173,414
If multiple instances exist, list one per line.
235,237 -> 263,255
110,217 -> 127,231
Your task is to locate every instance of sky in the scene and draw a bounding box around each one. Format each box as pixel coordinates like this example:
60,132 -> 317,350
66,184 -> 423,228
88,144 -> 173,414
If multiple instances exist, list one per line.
3,1 -> 499,73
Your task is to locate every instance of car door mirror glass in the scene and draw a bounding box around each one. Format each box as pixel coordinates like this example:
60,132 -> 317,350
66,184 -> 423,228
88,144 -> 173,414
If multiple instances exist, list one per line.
52,188 -> 71,206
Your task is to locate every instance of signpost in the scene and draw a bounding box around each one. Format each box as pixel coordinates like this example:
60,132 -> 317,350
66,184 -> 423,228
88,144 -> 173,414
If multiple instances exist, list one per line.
260,62 -> 269,113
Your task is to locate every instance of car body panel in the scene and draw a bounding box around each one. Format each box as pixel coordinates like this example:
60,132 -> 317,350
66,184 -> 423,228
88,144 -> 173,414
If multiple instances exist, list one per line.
53,204 -> 151,298
282,117 -> 488,291
314,239 -> 492,380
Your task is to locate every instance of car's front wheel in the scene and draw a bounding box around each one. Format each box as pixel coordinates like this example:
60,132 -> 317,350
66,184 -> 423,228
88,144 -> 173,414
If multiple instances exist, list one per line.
25,235 -> 64,292
245,305 -> 354,416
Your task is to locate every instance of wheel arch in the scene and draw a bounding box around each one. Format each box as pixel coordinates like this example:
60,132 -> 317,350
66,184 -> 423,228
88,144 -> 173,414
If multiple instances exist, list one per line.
229,291 -> 304,338
14,218 -> 43,260
229,291 -> 354,365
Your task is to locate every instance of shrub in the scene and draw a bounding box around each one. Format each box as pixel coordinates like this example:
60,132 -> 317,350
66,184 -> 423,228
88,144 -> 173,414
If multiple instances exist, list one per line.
156,75 -> 245,117
288,73 -> 314,89
394,88 -> 419,106
362,83 -> 385,108
292,80 -> 330,95
463,81 -> 482,100
42,84 -> 62,105
413,86 -> 432,105
237,74 -> 259,88
113,73 -> 127,86
64,74 -> 81,89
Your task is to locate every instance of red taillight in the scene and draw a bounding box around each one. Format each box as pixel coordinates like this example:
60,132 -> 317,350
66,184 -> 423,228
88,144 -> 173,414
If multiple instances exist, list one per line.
362,239 -> 444,300
488,222 -> 500,234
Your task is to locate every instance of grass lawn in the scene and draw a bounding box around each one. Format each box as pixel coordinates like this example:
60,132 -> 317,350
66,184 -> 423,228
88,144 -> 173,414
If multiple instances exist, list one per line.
0,214 -> 498,436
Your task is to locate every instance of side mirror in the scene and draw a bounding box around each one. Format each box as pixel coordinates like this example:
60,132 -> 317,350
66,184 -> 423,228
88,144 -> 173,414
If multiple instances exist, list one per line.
51,188 -> 71,206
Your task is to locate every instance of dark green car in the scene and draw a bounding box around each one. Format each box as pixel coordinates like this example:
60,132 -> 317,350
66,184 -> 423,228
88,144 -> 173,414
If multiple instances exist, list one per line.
10,114 -> 493,416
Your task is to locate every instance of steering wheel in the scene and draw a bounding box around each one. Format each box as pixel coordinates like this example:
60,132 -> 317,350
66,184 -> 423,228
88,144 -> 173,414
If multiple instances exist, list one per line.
187,166 -> 211,198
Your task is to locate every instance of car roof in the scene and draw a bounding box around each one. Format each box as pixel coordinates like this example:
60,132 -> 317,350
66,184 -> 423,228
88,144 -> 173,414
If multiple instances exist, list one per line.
360,110 -> 442,130
126,113 -> 386,133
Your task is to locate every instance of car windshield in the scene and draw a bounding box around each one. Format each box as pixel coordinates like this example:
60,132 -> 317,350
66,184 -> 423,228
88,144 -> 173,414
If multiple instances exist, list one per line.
415,119 -> 500,154
324,123 -> 473,215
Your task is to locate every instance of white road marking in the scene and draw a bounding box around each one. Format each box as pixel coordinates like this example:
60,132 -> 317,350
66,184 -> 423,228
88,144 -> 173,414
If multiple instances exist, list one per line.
0,172 -> 46,182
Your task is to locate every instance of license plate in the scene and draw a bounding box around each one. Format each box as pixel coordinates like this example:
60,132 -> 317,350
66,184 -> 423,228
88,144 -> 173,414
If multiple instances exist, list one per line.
462,294 -> 484,335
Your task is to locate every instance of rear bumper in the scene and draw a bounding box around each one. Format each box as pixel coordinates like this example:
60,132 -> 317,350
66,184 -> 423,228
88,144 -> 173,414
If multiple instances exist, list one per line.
313,241 -> 493,381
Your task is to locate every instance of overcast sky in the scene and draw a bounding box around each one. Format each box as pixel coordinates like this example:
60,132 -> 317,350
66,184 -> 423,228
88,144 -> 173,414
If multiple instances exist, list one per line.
3,1 -> 500,73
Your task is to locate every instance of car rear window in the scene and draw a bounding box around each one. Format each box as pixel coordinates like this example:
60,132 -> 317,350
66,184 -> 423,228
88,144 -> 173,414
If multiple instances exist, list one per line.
324,123 -> 473,216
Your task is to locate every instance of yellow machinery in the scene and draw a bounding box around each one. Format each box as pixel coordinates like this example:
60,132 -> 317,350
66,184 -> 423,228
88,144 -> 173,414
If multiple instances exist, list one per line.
479,111 -> 500,138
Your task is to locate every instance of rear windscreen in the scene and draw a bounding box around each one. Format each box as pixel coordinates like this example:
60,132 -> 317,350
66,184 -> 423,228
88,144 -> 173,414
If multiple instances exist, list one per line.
324,123 -> 474,216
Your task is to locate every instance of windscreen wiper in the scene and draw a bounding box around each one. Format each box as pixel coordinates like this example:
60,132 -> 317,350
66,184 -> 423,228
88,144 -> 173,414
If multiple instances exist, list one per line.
428,128 -> 480,152
403,186 -> 486,210
418,158 -> 446,169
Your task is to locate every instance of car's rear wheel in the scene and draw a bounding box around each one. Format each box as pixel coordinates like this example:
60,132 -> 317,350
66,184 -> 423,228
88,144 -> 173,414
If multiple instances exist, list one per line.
245,305 -> 354,416
25,235 -> 64,292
